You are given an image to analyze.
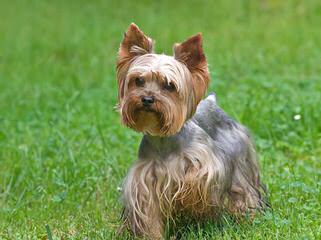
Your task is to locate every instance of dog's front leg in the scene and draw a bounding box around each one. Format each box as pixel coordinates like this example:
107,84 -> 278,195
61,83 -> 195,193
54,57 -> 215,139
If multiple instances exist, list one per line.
122,161 -> 164,239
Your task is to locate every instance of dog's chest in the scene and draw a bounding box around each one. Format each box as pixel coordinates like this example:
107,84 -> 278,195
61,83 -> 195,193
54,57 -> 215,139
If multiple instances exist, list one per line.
142,134 -> 220,215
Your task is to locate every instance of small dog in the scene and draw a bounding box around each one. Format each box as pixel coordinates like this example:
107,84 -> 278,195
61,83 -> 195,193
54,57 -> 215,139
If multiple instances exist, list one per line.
116,23 -> 267,239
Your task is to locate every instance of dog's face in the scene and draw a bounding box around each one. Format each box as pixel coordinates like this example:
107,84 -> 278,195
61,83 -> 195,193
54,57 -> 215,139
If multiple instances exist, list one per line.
116,23 -> 209,136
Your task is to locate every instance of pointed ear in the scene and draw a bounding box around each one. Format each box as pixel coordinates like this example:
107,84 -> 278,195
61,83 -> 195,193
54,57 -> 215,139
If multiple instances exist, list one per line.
118,23 -> 154,60
174,33 -> 206,71
116,23 -> 154,102
173,33 -> 210,111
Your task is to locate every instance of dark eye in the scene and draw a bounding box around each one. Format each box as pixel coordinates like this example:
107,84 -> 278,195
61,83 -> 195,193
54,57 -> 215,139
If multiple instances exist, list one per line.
135,77 -> 145,87
164,82 -> 176,92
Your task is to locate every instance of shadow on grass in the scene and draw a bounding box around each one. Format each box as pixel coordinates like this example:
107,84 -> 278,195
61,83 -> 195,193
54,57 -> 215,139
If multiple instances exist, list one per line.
166,214 -> 246,240
113,211 -> 271,240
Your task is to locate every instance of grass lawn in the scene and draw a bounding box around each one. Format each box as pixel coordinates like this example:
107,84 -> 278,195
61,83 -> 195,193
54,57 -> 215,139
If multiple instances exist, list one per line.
0,0 -> 320,239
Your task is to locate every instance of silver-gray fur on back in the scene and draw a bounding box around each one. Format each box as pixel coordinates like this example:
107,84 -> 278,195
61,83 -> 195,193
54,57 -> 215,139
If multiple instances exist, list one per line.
122,94 -> 267,237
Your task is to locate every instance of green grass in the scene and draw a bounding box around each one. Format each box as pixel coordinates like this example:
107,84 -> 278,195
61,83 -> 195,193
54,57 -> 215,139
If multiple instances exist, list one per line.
0,0 -> 320,239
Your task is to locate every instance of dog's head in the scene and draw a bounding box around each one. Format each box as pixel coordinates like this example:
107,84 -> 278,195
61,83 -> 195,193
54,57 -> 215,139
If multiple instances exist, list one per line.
116,23 -> 209,136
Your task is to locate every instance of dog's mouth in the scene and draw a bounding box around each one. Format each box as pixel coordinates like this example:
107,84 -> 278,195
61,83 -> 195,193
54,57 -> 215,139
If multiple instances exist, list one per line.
121,99 -> 172,136
129,107 -> 165,136
136,106 -> 158,113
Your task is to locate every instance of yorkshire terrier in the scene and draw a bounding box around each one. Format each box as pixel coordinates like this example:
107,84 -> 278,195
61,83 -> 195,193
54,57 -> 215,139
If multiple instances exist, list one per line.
116,23 -> 267,239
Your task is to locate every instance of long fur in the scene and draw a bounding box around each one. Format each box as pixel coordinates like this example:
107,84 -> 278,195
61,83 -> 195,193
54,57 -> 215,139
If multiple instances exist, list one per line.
121,97 -> 266,239
116,24 -> 267,239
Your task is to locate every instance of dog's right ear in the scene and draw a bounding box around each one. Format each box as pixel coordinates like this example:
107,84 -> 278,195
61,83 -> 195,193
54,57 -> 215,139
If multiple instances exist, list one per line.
116,23 -> 154,102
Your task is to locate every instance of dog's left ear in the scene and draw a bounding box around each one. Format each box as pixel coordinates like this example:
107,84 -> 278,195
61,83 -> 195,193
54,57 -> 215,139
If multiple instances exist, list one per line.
173,34 -> 210,109
117,23 -> 154,102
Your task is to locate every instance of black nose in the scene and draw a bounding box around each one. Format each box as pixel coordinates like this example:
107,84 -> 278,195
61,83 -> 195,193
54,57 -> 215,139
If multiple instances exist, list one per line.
141,96 -> 154,106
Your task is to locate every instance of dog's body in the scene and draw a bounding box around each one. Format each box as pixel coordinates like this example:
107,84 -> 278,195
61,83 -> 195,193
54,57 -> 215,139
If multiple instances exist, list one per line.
116,23 -> 266,239
122,94 -> 263,238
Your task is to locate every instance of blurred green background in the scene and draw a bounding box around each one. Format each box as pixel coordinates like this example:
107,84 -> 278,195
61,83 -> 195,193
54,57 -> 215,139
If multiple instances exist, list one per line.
0,0 -> 320,239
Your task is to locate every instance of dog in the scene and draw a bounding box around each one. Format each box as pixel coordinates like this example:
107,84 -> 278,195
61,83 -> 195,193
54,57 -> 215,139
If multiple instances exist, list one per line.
116,23 -> 267,239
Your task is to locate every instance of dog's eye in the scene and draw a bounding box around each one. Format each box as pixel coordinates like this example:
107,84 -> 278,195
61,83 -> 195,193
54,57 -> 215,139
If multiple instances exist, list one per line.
164,82 -> 176,92
135,77 -> 145,87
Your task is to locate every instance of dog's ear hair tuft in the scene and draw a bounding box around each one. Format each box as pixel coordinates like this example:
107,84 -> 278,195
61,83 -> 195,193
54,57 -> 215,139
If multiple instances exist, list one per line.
118,23 -> 154,59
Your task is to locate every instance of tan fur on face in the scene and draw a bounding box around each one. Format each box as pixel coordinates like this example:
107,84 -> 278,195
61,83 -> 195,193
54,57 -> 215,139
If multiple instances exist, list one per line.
119,54 -> 195,136
116,24 -> 209,136
134,111 -> 161,136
